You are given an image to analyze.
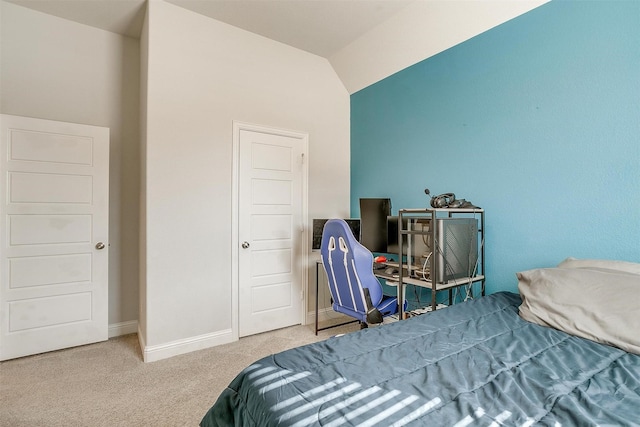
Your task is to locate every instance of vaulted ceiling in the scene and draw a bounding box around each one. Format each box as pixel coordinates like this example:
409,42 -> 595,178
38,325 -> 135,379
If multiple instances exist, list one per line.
5,0 -> 415,58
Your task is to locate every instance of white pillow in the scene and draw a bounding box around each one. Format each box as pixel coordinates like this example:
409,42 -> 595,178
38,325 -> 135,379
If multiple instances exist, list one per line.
558,257 -> 640,275
518,267 -> 640,355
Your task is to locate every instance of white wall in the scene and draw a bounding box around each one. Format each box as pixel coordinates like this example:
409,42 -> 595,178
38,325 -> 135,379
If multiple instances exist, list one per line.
0,1 -> 141,333
330,0 -> 550,94
140,1 -> 350,361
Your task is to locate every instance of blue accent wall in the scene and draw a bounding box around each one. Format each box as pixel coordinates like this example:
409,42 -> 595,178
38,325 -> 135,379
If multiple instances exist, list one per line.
350,0 -> 640,294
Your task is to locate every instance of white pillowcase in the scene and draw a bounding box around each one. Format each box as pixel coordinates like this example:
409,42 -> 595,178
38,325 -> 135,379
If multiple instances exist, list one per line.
518,266 -> 640,355
558,257 -> 640,275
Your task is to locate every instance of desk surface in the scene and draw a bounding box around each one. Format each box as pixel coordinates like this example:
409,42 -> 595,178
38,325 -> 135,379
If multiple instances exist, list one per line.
375,270 -> 485,291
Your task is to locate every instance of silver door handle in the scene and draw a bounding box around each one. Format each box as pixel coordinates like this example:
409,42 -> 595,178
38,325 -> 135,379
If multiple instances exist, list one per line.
242,241 -> 250,249
95,242 -> 106,250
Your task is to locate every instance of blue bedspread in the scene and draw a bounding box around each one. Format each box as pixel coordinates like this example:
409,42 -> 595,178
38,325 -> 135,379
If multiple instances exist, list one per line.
201,292 -> 640,426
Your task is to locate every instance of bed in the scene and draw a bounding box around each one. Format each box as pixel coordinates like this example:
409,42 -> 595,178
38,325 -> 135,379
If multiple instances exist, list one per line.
201,259 -> 640,426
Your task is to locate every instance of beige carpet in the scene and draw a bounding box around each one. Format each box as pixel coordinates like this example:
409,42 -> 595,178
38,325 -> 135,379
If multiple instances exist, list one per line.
0,322 -> 359,427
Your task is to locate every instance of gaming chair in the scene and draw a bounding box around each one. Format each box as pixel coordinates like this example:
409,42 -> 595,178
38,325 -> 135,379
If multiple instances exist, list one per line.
320,219 -> 400,327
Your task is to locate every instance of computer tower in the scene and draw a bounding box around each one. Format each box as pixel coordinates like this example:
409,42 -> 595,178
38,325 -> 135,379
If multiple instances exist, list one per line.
433,218 -> 479,283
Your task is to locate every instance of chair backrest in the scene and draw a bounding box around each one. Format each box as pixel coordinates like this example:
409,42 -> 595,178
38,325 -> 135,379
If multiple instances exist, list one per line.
320,219 -> 383,316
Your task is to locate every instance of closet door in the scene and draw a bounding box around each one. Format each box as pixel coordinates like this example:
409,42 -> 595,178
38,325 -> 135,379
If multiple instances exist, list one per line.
0,115 -> 109,361
236,124 -> 307,337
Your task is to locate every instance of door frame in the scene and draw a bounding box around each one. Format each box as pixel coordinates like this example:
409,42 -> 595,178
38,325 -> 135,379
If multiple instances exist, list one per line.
231,121 -> 309,340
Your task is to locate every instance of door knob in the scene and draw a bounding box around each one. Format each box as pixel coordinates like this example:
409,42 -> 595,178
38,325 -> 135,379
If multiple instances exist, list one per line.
95,242 -> 106,250
242,241 -> 250,249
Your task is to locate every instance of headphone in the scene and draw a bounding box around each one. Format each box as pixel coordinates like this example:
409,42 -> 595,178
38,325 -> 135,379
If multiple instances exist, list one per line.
424,189 -> 456,208
425,188 -> 479,209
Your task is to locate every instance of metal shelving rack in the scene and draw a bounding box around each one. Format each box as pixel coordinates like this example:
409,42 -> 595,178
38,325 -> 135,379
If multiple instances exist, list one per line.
396,208 -> 485,320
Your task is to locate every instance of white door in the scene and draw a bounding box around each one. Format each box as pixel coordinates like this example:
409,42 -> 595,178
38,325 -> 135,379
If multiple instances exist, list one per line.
237,125 -> 307,337
0,115 -> 109,361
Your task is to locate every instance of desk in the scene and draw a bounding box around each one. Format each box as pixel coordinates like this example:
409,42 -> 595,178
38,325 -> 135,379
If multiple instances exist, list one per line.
394,208 -> 485,319
314,261 -> 357,335
375,268 -> 485,315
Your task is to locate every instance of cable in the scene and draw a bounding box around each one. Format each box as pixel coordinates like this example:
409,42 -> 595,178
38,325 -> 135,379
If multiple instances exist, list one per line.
420,222 -> 432,248
421,251 -> 432,281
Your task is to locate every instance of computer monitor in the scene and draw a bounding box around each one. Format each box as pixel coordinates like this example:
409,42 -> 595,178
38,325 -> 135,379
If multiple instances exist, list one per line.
359,198 -> 391,253
386,216 -> 408,254
312,218 -> 361,250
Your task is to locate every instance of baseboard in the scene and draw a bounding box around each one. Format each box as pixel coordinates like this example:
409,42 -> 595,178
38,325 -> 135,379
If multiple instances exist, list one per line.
141,328 -> 236,363
108,320 -> 139,338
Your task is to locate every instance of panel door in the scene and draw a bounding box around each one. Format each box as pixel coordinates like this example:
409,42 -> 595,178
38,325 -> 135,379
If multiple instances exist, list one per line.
0,114 -> 109,361
238,129 -> 304,337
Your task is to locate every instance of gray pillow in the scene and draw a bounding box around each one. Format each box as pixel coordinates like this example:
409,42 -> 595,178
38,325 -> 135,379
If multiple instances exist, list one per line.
518,267 -> 640,355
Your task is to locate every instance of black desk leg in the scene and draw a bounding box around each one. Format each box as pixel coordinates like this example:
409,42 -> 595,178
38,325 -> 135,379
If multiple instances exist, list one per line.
315,262 -> 319,335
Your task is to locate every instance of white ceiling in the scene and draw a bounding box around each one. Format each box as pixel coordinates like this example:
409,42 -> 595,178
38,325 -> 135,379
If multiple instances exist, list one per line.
5,0 -> 147,39
6,0 -> 415,57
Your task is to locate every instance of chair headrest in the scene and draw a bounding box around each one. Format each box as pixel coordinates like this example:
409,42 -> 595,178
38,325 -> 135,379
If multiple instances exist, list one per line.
321,219 -> 359,252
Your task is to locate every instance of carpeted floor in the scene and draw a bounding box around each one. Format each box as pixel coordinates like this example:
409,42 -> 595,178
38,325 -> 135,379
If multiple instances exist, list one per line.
0,321 -> 360,426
